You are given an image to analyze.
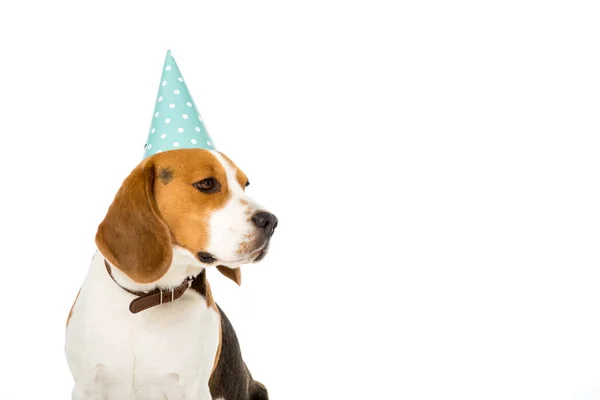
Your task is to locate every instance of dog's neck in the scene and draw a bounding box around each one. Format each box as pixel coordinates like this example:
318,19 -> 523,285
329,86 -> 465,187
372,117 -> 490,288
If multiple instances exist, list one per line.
104,245 -> 206,293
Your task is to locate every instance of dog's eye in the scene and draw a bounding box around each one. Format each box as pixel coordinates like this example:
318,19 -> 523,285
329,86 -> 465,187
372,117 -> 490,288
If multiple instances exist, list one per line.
245,180 -> 250,187
194,178 -> 219,193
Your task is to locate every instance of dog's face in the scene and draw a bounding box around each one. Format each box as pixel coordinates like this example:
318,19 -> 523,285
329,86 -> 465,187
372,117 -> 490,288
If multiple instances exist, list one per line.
154,149 -> 276,266
96,148 -> 277,284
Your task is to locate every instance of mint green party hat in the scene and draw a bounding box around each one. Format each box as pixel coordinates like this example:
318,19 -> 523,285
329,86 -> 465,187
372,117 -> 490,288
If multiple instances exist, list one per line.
144,50 -> 215,158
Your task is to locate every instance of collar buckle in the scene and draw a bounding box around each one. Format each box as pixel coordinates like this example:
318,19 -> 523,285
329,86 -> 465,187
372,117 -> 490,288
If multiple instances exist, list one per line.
158,288 -> 176,304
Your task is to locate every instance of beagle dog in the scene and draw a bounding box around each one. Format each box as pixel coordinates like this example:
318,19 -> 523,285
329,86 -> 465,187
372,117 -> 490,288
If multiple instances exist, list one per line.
65,148 -> 277,400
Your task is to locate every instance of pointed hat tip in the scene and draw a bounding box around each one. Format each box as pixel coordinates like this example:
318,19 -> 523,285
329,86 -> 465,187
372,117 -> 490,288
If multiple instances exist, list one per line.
163,49 -> 175,68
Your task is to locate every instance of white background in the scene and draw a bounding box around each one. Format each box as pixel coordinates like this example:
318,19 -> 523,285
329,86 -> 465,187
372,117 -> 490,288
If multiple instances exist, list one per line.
1,1 -> 599,399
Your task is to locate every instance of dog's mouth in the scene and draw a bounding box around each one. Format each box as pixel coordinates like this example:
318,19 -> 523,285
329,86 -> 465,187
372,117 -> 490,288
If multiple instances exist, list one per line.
247,238 -> 270,263
197,240 -> 270,266
253,242 -> 270,262
197,252 -> 217,264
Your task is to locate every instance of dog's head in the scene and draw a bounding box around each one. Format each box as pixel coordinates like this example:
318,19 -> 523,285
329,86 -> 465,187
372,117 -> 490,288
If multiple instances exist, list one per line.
96,148 -> 277,284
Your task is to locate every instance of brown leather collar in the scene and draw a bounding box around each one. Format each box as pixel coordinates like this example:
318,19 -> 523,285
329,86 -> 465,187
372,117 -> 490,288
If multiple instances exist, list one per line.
104,260 -> 198,314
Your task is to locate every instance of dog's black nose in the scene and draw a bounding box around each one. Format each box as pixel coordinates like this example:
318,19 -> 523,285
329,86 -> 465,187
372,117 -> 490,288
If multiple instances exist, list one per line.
252,211 -> 278,237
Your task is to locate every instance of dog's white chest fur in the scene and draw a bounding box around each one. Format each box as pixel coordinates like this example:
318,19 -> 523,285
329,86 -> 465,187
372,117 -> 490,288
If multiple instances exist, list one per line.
66,251 -> 220,400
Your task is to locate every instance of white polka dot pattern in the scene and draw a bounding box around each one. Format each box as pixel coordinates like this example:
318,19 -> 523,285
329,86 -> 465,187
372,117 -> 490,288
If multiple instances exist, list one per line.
144,50 -> 215,157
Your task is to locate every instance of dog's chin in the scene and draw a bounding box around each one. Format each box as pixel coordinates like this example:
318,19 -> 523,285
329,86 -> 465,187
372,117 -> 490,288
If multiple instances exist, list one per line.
252,242 -> 270,263
243,238 -> 270,263
212,241 -> 270,267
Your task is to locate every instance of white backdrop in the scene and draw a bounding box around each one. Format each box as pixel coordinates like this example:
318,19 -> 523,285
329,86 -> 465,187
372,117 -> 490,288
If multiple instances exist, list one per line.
1,1 -> 599,399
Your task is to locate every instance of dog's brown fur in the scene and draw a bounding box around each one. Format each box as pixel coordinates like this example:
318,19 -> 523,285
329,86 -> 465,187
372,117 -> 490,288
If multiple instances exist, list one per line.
96,149 -> 248,284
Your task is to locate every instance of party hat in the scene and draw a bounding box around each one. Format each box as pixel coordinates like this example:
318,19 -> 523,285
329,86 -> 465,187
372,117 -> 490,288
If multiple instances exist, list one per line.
143,50 -> 215,158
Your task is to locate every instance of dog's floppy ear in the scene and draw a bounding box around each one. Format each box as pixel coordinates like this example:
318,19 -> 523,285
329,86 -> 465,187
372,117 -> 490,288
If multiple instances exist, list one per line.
96,159 -> 172,284
216,265 -> 242,286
